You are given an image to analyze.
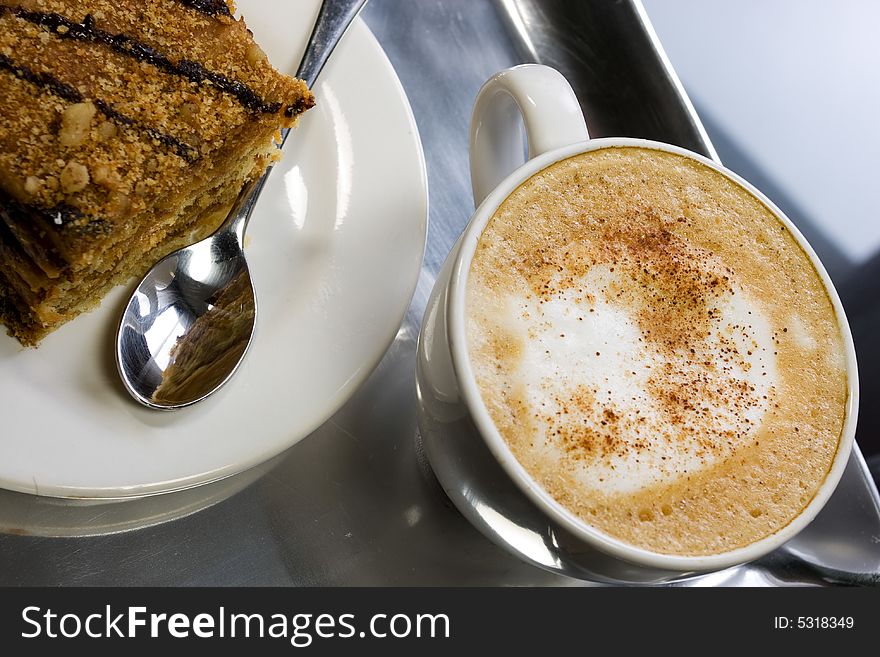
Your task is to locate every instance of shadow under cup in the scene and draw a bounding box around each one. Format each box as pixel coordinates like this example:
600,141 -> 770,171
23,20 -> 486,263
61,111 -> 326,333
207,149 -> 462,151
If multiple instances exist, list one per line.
416,138 -> 859,584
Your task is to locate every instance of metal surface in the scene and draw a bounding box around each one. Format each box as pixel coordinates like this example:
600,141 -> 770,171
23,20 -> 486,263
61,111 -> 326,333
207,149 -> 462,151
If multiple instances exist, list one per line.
0,0 -> 877,586
496,0 -> 719,161
115,0 -> 367,408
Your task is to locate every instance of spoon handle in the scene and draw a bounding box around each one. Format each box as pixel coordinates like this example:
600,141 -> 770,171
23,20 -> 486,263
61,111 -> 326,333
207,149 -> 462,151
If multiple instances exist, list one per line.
223,0 -> 368,242
278,0 -> 368,150
297,0 -> 369,88
222,175 -> 268,246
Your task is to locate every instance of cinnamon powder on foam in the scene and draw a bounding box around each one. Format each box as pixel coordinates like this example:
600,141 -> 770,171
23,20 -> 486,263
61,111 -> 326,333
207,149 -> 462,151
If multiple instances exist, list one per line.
465,147 -> 847,556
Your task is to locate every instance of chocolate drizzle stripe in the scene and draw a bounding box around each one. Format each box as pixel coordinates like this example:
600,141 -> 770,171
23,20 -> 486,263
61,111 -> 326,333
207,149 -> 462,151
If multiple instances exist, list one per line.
173,0 -> 233,18
0,186 -> 111,280
2,185 -> 87,230
0,189 -> 73,273
92,98 -> 198,162
0,52 -> 79,102
0,53 -> 198,162
2,7 -> 283,114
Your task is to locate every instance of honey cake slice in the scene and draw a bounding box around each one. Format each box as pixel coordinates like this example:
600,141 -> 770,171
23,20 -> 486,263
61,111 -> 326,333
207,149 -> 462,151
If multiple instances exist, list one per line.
0,0 -> 314,345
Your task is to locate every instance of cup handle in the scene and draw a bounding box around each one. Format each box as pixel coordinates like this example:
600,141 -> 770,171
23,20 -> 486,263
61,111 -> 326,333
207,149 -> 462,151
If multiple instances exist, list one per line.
469,64 -> 590,207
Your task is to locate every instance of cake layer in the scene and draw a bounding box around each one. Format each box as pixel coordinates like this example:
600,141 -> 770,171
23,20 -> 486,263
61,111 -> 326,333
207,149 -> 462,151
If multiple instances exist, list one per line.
0,119 -> 277,342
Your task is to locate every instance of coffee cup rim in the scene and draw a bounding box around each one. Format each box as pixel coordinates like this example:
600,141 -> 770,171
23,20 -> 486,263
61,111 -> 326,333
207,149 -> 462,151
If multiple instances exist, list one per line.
447,137 -> 859,572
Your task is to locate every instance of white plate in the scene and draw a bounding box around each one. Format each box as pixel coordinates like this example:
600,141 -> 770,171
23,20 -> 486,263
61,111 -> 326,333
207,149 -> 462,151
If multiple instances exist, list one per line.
0,1 -> 428,498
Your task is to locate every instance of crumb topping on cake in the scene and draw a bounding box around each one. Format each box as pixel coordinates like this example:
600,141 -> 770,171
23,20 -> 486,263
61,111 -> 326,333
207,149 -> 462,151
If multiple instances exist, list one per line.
0,0 -> 315,345
0,0 -> 313,225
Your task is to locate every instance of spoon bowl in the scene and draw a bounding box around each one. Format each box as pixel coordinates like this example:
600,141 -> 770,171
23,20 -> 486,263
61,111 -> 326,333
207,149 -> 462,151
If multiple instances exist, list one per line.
116,178 -> 261,408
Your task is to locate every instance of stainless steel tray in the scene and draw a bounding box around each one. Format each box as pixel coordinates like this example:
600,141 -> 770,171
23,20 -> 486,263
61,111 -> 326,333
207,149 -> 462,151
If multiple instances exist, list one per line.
0,0 -> 877,586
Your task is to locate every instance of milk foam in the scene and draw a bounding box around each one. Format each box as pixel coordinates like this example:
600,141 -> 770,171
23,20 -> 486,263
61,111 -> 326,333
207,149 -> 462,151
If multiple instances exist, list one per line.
502,265 -> 777,493
465,146 -> 847,555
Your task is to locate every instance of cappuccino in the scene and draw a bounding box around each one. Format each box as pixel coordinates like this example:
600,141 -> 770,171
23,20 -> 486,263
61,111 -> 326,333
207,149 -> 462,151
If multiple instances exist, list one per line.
465,146 -> 848,556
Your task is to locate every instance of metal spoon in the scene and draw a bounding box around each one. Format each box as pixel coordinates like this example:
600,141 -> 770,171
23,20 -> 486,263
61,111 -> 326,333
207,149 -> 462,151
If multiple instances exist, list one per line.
115,0 -> 368,409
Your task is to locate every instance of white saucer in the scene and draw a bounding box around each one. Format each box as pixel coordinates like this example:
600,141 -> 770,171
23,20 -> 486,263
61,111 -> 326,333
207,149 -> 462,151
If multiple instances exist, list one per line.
0,1 -> 428,498
0,454 -> 284,537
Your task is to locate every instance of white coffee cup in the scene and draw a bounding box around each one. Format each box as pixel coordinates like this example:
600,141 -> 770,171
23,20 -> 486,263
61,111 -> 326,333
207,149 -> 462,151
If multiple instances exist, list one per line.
414,64 -> 859,583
